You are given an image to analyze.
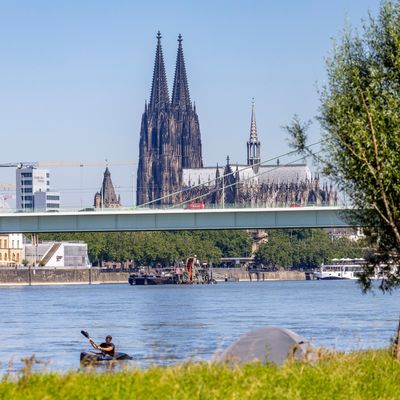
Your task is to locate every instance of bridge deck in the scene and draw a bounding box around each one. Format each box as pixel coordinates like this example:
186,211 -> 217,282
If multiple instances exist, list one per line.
0,207 -> 353,233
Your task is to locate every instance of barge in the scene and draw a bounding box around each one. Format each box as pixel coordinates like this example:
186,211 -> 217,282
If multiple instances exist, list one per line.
129,257 -> 214,285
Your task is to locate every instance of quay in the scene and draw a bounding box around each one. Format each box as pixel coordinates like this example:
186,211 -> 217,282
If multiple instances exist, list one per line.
0,267 -> 306,286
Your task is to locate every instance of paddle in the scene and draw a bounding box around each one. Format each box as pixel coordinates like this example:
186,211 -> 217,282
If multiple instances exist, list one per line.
81,330 -> 104,353
80,330 -> 90,339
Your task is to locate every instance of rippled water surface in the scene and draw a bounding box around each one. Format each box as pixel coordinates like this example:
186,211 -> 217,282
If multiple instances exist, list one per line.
1,280 -> 399,374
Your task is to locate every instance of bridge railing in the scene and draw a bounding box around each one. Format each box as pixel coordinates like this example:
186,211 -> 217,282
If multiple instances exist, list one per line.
0,202 -> 340,215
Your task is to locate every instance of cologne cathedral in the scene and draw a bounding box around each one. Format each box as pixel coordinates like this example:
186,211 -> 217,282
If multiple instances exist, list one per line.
136,33 -> 337,207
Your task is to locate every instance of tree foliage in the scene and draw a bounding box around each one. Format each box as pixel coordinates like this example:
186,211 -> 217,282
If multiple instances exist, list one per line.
255,229 -> 364,269
39,230 -> 251,266
255,230 -> 292,268
285,0 -> 400,290
196,230 -> 252,258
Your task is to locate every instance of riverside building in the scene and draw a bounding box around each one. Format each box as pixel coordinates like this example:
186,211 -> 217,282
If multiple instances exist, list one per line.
23,241 -> 91,268
0,233 -> 23,266
16,166 -> 60,211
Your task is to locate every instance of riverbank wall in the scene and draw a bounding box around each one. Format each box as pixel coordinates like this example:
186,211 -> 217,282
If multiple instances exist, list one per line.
0,267 -> 305,286
0,268 -> 128,286
211,268 -> 305,282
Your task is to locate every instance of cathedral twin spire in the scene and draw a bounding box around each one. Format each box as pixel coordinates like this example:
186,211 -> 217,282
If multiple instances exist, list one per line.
136,32 -> 203,205
149,32 -> 170,112
148,31 -> 191,112
172,34 -> 191,110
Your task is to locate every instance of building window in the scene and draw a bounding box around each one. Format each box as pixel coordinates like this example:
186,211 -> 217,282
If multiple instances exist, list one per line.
12,240 -> 14,248
16,253 -> 20,262
17,241 -> 19,248
22,188 -> 32,193
22,196 -> 33,201
22,180 -> 32,185
4,254 -> 7,261
0,254 -> 2,261
12,253 -> 15,261
47,203 -> 60,208
21,172 -> 32,177
4,241 -> 7,248
46,173 -> 50,178
47,195 -> 60,201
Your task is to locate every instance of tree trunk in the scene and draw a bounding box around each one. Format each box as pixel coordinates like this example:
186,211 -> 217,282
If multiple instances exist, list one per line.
392,318 -> 400,360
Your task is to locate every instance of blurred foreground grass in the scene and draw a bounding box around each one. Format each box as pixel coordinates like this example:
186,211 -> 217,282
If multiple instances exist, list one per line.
1,349 -> 399,399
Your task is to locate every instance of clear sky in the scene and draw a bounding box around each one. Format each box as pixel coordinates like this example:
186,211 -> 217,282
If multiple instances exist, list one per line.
0,0 -> 382,207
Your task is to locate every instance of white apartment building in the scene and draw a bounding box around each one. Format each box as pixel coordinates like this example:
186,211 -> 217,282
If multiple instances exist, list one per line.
23,241 -> 91,268
33,191 -> 60,211
16,166 -> 60,211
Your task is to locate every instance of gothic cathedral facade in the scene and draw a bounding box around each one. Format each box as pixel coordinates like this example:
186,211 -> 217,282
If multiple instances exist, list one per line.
136,32 -> 202,206
136,33 -> 337,208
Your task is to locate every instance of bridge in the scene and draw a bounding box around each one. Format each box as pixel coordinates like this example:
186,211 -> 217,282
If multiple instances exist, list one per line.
0,206 -> 354,233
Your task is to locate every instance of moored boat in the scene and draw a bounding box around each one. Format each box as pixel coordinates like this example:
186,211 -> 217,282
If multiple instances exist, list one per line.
315,258 -> 366,280
129,274 -> 177,285
129,257 -> 214,285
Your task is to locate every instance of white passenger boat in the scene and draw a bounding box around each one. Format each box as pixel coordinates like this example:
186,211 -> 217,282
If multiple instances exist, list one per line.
314,258 -> 366,280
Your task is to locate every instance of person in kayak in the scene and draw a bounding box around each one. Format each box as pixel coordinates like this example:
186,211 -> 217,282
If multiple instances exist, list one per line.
89,335 -> 115,356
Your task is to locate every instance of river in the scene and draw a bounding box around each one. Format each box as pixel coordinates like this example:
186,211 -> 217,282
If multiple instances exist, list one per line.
1,280 -> 399,374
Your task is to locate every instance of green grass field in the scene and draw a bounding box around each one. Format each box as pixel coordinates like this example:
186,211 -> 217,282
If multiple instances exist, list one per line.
1,350 -> 399,399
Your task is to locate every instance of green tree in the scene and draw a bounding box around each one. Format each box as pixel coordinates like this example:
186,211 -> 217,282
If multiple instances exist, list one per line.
285,0 -> 400,291
198,230 -> 252,258
255,230 -> 292,269
38,230 -> 246,266
255,229 -> 364,270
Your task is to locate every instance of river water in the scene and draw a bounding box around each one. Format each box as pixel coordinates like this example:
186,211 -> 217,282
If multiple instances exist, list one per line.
1,280 -> 399,374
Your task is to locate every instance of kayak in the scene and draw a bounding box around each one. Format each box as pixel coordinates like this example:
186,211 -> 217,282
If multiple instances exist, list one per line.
80,351 -> 133,363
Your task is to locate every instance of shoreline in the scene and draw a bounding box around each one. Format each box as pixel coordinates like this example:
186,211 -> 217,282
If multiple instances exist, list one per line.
0,278 -> 303,287
0,267 -> 306,286
0,281 -> 126,286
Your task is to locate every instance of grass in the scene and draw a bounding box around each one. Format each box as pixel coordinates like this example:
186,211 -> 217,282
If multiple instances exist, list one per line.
1,350 -> 400,399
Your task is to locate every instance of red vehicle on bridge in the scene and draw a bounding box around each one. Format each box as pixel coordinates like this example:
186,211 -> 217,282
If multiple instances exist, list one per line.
185,202 -> 205,210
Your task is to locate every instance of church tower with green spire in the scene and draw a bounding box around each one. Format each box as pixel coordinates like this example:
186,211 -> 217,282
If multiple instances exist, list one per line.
247,100 -> 261,173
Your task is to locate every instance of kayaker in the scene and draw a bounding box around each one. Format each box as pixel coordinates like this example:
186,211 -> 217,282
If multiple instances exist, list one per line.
89,335 -> 115,356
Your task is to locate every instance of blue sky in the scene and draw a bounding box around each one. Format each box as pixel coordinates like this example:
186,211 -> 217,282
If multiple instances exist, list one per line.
0,0 -> 382,207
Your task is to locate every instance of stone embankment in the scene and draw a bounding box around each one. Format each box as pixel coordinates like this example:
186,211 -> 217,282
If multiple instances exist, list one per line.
0,267 -> 305,286
212,268 -> 305,282
0,267 -> 128,286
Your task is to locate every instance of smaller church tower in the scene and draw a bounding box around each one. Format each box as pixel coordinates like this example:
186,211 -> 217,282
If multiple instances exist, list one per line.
94,167 -> 121,209
247,100 -> 261,173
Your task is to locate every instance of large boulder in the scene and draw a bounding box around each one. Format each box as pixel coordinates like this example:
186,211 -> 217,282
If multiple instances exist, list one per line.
219,326 -> 312,365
